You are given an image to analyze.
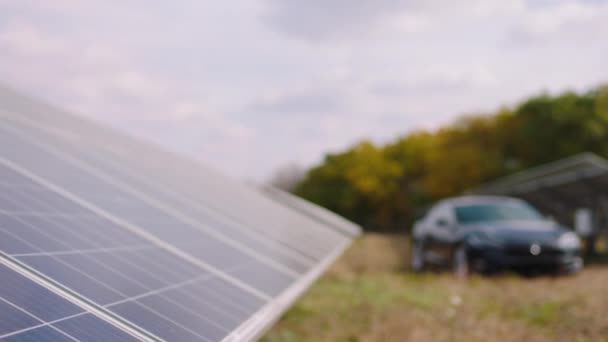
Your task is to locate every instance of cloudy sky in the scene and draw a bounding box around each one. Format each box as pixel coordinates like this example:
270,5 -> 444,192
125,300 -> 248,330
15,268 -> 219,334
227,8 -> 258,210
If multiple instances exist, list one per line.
1,0 -> 607,182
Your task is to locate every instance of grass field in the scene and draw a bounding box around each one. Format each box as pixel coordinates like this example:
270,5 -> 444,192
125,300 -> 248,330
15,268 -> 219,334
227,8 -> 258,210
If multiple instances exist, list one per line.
262,233 -> 608,341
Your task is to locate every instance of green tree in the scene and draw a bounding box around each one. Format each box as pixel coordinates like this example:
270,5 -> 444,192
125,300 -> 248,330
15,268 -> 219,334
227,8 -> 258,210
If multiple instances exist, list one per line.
294,84 -> 608,232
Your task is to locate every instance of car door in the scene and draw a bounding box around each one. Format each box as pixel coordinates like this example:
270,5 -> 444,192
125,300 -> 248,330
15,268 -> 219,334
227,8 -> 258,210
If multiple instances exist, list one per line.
431,205 -> 458,266
423,204 -> 451,265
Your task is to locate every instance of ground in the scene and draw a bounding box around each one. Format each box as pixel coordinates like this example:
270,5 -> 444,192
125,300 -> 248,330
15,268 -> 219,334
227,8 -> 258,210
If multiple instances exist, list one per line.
262,233 -> 608,341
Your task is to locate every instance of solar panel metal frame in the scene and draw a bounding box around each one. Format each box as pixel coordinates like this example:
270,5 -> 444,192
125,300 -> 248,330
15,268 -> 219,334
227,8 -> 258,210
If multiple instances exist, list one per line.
472,153 -> 608,196
260,185 -> 362,238
471,152 -> 608,229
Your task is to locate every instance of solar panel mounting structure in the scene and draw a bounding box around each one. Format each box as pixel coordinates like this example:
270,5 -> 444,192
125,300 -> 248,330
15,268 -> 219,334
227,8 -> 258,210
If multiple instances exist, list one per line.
0,83 -> 361,342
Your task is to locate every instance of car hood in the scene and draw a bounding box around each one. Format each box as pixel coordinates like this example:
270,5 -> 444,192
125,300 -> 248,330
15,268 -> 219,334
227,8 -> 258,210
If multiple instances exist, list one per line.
460,220 -> 566,244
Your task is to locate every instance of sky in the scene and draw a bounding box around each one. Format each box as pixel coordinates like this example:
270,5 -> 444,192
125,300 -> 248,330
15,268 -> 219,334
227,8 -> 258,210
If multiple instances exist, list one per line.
1,0 -> 607,183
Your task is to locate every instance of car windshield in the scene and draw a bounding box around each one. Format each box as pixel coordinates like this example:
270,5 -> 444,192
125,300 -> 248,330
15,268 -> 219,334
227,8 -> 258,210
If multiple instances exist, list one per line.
455,203 -> 543,224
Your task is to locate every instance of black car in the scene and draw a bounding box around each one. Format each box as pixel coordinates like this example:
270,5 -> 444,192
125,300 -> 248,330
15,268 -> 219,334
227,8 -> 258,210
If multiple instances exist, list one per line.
411,196 -> 583,275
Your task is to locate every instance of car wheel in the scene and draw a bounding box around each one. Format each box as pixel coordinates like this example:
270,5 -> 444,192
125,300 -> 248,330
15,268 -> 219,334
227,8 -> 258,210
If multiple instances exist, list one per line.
453,244 -> 470,277
411,239 -> 426,272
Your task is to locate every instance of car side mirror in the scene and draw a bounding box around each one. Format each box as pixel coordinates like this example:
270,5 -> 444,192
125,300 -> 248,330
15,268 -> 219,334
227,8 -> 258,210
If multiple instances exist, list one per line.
437,218 -> 450,228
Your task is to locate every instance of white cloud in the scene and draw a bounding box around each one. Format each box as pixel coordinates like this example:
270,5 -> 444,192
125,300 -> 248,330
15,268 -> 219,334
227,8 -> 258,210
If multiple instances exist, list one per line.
511,0 -> 608,41
0,1 -> 607,182
262,0 -> 414,42
250,86 -> 345,116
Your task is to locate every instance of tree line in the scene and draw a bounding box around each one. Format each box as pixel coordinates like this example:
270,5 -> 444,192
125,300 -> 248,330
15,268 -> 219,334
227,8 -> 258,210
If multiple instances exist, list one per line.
293,85 -> 608,232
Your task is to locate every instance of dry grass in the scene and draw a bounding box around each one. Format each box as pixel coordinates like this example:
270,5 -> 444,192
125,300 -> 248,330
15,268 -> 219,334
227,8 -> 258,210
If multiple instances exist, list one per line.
262,233 -> 608,342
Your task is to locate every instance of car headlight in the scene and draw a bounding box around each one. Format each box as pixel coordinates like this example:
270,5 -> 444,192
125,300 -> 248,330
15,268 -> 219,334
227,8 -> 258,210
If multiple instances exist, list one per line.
556,232 -> 581,250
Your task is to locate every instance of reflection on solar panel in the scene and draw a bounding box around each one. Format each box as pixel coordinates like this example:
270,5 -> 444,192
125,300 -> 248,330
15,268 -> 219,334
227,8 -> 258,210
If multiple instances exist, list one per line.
0,84 -> 361,341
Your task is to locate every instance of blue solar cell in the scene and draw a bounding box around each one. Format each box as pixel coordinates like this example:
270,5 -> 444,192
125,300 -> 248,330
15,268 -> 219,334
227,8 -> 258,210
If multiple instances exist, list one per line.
137,295 -> 229,340
17,256 -> 126,305
186,277 -> 265,316
228,260 -> 295,296
0,165 -> 35,186
2,326 -> 75,342
130,248 -> 204,282
55,254 -> 149,298
161,287 -> 243,330
0,229 -> 37,255
0,214 -> 68,252
111,301 -> 205,342
0,300 -> 40,335
0,190 -> 28,212
53,314 -> 140,342
0,264 -> 82,322
92,252 -> 168,290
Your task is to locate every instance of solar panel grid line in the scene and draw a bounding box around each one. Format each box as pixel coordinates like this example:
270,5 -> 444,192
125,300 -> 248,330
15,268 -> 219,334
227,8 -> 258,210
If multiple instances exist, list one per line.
173,279 -> 260,320
105,258 -> 263,334
9,244 -> 158,258
101,258 -> 251,322
0,118 -> 304,282
0,307 -> 80,341
0,155 -> 273,305
0,257 -> 155,341
0,211 -> 95,218
102,273 -> 212,308
97,260 -> 265,330
0,111 -> 344,260
0,295 -> 82,341
222,237 -> 352,342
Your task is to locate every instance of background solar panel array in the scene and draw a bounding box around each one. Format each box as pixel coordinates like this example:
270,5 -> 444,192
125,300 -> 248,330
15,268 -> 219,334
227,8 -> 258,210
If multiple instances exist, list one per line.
0,83 -> 360,341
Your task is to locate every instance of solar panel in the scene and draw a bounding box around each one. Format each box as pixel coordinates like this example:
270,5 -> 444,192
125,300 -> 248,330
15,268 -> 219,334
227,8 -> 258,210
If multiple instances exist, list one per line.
0,84 -> 359,341
261,186 -> 361,238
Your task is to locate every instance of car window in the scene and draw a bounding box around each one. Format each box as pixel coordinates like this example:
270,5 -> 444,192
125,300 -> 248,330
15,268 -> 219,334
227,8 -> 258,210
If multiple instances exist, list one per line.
455,203 -> 543,224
